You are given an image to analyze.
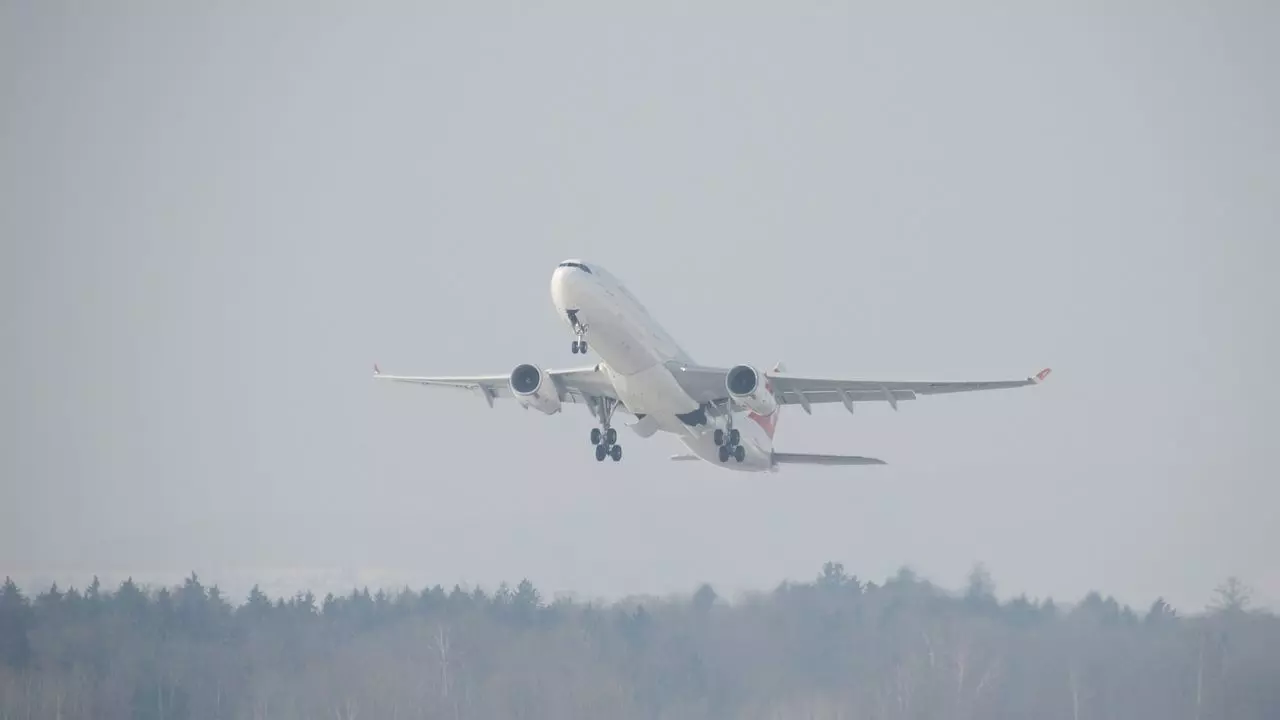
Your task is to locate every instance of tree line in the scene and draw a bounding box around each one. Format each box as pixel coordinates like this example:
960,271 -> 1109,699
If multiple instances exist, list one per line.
0,564 -> 1276,719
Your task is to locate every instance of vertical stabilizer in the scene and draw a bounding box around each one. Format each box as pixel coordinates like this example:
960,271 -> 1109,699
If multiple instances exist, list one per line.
745,361 -> 787,439
764,361 -> 787,438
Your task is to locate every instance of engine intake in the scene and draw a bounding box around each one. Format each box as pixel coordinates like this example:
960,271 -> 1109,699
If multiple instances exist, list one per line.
726,364 -> 778,416
508,363 -> 562,415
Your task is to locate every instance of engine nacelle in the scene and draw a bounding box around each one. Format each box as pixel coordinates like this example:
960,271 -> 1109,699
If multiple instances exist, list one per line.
508,363 -> 562,415
726,364 -> 778,416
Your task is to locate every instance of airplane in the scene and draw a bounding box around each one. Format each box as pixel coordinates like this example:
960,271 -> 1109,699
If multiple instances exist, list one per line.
373,259 -> 1051,471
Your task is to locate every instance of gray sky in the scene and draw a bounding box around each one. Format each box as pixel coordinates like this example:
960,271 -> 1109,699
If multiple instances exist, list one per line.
3,2 -> 1277,612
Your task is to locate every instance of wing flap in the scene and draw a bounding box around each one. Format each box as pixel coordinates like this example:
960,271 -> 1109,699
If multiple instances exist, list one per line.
372,368 -> 515,400
769,371 -> 1048,398
776,388 -> 917,406
667,361 -> 1050,408
371,364 -> 617,405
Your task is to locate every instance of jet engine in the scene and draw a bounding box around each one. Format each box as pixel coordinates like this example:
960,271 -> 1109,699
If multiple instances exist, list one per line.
726,364 -> 778,415
508,363 -> 562,415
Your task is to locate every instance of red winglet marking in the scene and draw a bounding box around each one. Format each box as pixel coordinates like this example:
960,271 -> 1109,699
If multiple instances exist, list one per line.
1035,368 -> 1052,382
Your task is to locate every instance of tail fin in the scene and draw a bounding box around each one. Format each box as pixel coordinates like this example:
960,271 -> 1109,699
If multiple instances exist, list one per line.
748,361 -> 788,439
763,361 -> 786,439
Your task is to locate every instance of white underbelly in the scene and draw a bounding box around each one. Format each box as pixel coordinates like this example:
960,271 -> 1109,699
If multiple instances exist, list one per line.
676,411 -> 776,471
605,362 -> 699,417
573,306 -> 655,377
608,365 -> 776,472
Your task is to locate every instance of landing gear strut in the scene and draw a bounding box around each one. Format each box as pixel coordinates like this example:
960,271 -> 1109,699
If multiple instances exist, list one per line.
567,310 -> 589,354
713,417 -> 745,463
590,397 -> 622,462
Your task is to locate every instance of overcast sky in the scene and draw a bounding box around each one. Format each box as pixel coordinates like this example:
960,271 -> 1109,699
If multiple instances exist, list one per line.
3,1 -> 1277,612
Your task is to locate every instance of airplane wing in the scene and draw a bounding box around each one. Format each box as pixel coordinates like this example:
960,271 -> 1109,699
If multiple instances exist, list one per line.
668,362 -> 1051,413
372,363 -> 617,407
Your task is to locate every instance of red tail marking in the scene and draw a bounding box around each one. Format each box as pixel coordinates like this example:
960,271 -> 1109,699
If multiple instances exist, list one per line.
748,411 -> 778,438
747,377 -> 780,439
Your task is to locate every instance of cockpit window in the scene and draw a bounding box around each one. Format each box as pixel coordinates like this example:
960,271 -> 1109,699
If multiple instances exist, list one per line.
558,261 -> 592,274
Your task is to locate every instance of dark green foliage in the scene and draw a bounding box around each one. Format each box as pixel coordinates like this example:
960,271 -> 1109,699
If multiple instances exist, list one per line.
0,577 -> 32,669
0,566 -> 1275,719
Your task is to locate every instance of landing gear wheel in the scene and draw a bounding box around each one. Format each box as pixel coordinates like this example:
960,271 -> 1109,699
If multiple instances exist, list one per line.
589,396 -> 621,463
728,429 -> 741,446
571,340 -> 581,354
718,445 -> 730,463
734,445 -> 745,463
714,429 -> 725,446
579,339 -> 588,354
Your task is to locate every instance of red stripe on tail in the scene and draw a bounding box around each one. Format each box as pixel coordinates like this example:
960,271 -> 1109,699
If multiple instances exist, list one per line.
748,375 -> 780,439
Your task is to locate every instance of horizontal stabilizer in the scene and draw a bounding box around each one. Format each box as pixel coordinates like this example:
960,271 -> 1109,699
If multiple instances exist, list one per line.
772,452 -> 886,466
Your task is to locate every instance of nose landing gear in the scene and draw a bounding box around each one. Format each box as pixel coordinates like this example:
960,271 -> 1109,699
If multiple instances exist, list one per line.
566,310 -> 589,354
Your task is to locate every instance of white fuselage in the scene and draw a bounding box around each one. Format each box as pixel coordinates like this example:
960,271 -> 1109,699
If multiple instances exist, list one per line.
551,262 -> 777,471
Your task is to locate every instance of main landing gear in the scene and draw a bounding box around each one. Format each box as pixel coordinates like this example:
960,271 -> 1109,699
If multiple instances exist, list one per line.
590,397 -> 622,462
567,309 -> 589,354
713,424 -> 746,463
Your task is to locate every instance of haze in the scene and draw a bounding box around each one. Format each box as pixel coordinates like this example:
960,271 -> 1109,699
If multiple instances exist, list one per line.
2,1 -> 1277,613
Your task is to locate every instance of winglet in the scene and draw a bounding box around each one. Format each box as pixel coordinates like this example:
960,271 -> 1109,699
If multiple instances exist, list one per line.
1033,367 -> 1052,383
373,363 -> 381,376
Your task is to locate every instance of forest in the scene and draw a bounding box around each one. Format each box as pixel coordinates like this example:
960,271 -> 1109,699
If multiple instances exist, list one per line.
0,564 -> 1276,719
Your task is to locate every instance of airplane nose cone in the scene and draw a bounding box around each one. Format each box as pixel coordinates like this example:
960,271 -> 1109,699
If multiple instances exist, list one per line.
551,262 -> 594,308
550,265 -> 577,306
